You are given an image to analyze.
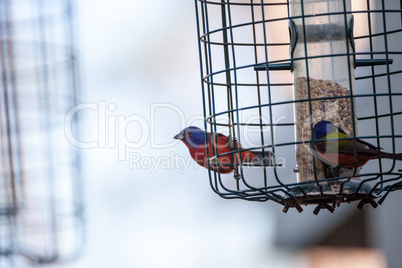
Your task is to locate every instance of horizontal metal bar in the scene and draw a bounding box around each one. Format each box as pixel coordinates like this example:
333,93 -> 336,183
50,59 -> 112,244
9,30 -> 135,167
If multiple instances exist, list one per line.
355,58 -> 394,66
254,62 -> 291,71
254,58 -> 393,71
358,111 -> 402,120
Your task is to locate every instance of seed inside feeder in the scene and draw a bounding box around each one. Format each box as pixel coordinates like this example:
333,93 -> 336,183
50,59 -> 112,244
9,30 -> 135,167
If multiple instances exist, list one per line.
294,77 -> 359,182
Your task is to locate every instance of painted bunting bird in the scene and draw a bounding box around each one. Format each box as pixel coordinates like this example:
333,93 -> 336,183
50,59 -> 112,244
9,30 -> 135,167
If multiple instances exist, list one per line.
313,120 -> 402,168
174,126 -> 273,173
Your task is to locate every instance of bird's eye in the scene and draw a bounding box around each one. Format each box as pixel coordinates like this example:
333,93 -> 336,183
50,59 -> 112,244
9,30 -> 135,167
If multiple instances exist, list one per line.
187,132 -> 192,136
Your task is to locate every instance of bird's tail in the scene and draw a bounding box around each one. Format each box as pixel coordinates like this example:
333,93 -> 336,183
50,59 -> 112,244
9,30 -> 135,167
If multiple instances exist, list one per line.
243,150 -> 281,167
376,151 -> 402,161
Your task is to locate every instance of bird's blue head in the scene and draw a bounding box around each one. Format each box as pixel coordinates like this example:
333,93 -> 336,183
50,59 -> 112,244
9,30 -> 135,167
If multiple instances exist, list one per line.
174,126 -> 207,149
313,120 -> 336,140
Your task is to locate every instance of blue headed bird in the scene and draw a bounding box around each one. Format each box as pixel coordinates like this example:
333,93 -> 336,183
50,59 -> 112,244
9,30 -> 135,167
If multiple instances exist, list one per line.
313,120 -> 402,168
174,126 -> 273,173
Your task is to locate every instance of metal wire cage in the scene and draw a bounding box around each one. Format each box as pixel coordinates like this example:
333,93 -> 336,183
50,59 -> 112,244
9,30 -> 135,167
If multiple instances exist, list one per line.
0,0 -> 84,266
194,0 -> 402,213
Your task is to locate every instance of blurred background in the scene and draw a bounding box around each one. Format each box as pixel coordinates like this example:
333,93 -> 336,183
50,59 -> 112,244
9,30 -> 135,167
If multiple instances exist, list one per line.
0,0 -> 401,267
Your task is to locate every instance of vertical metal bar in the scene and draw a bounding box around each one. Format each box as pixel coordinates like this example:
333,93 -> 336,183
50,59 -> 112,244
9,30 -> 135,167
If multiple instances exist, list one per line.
199,2 -> 220,195
5,0 -> 22,211
342,0 -> 359,178
0,0 -> 18,217
260,0 -> 289,189
65,0 -> 86,259
250,0 -> 268,189
202,0 -> 227,194
195,0 -> 217,195
0,1 -> 18,265
381,0 -> 397,172
220,0 -> 234,140
35,0 -> 58,261
225,0 -> 242,190
366,0 -> 384,185
220,0 -> 240,191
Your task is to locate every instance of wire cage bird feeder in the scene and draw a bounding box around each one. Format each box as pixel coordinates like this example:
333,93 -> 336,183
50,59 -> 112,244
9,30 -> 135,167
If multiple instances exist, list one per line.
194,0 -> 402,214
0,1 -> 84,267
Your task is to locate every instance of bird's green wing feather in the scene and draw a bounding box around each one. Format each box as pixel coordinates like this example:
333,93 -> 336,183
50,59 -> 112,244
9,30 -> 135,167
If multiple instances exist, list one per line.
332,125 -> 381,150
322,131 -> 377,155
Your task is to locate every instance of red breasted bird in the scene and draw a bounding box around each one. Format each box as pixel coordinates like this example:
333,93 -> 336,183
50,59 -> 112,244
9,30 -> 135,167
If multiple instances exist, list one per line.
174,126 -> 273,173
313,120 -> 402,168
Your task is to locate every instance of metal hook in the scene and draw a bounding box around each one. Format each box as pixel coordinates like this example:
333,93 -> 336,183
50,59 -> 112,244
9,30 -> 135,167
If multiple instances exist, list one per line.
288,19 -> 298,71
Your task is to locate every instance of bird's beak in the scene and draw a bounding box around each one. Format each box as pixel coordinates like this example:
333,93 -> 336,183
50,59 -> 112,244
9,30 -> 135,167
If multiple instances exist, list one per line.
174,133 -> 184,140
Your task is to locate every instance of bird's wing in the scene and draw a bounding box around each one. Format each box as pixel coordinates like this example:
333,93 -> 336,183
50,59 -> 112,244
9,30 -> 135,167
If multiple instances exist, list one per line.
207,133 -> 233,156
355,138 -> 382,150
333,125 -> 382,150
340,140 -> 379,155
321,132 -> 377,155
248,150 -> 273,159
241,150 -> 276,166
325,138 -> 378,156
208,133 -> 276,166
208,132 -> 227,146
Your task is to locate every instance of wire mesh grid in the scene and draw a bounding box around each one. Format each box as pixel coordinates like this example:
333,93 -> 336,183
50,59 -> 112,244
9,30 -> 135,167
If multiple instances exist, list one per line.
0,0 -> 84,266
194,0 -> 402,213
